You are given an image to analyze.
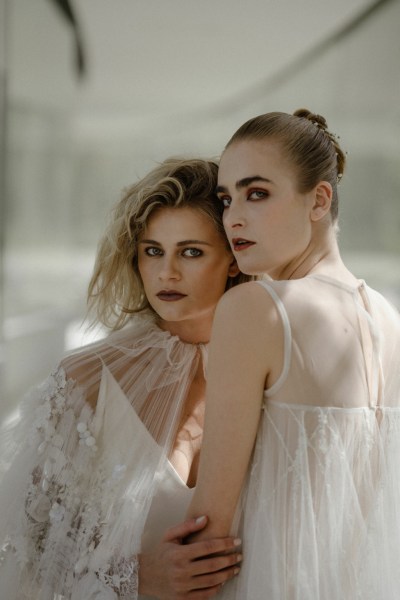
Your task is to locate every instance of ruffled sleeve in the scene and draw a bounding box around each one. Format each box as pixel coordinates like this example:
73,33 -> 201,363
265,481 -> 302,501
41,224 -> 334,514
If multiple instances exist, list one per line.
0,315 -> 205,599
0,366 -> 137,599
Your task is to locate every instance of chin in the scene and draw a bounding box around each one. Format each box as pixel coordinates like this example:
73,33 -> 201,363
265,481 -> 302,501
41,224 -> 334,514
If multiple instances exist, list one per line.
157,311 -> 185,323
237,263 -> 264,276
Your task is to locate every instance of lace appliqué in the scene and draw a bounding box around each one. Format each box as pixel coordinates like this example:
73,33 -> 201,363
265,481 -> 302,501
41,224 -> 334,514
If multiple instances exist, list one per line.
97,556 -> 139,599
25,368 -> 95,548
71,556 -> 139,599
2,366 -> 140,599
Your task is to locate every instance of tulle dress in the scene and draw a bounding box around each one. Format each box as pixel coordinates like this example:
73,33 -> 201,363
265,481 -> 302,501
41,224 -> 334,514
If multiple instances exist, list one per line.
220,275 -> 400,600
0,314 -> 202,599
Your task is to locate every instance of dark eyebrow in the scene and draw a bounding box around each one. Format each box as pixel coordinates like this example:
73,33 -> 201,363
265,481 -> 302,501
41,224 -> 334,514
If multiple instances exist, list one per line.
216,176 -> 272,194
139,239 -> 212,247
138,239 -> 162,245
177,240 -> 212,247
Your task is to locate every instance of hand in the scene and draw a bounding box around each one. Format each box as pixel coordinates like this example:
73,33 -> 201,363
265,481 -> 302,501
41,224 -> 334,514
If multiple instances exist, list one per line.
138,516 -> 241,599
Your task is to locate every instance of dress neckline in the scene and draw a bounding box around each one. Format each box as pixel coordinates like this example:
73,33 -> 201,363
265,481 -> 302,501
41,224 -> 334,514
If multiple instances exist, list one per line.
263,398 -> 400,412
166,459 -> 193,489
103,365 -> 191,490
305,273 -> 365,293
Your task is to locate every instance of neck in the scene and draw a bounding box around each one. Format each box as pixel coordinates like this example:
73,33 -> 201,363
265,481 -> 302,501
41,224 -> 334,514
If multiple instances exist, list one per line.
271,225 -> 352,281
158,313 -> 214,345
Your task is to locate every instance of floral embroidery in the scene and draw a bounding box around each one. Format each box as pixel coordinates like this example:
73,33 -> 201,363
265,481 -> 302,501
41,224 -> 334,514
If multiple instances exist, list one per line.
77,421 -> 98,452
1,366 -> 139,599
49,501 -> 66,523
71,571 -> 119,600
98,556 -> 139,598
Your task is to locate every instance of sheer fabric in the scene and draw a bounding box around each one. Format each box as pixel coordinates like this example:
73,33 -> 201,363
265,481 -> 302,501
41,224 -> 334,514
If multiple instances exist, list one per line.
221,276 -> 400,599
0,314 -> 205,599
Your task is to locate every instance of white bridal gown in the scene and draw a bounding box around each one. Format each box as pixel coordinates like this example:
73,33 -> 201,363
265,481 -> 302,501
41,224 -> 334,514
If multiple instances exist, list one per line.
220,275 -> 400,600
0,316 -> 201,600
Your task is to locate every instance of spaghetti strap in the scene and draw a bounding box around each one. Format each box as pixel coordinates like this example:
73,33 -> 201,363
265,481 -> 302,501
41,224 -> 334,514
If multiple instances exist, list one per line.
256,280 -> 292,397
357,282 -> 384,409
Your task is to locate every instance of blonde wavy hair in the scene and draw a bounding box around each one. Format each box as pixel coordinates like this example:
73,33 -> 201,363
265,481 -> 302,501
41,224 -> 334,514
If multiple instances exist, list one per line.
88,157 -> 250,330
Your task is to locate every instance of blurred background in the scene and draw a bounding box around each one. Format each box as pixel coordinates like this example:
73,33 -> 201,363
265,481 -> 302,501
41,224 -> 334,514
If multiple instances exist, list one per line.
0,0 -> 399,421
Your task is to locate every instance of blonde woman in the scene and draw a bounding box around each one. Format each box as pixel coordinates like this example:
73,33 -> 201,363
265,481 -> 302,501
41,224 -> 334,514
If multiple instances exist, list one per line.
0,158 -> 247,599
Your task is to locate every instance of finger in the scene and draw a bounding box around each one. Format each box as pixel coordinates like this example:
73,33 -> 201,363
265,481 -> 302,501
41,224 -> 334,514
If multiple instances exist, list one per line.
186,585 -> 221,600
185,536 -> 242,561
187,565 -> 240,597
191,565 -> 241,592
190,552 -> 242,577
162,516 -> 208,543
187,584 -> 224,599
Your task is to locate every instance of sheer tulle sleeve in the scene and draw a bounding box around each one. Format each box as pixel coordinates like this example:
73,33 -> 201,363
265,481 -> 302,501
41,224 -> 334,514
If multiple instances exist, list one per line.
0,366 -> 140,599
0,315 -> 203,599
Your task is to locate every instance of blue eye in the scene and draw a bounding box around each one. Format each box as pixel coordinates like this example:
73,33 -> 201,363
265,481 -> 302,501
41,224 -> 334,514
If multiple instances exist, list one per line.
248,190 -> 269,200
144,247 -> 163,256
182,248 -> 202,257
219,196 -> 231,208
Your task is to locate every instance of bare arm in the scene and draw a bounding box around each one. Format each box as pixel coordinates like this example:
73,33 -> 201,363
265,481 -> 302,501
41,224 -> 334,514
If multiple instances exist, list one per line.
186,283 -> 283,539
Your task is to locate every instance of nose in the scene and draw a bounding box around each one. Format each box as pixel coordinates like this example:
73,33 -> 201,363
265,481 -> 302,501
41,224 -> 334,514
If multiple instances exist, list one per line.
223,199 -> 245,231
158,255 -> 181,281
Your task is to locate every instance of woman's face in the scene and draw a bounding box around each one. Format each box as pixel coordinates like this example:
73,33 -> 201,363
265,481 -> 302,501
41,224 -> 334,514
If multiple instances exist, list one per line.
138,206 -> 237,340
217,139 -> 316,278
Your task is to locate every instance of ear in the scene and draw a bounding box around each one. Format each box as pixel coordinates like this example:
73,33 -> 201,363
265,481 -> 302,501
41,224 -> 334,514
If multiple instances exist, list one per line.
227,256 -> 240,278
310,181 -> 332,222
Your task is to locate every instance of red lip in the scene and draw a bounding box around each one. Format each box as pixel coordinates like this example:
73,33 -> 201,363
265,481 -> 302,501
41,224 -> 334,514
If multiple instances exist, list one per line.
232,237 -> 255,252
156,290 -> 187,302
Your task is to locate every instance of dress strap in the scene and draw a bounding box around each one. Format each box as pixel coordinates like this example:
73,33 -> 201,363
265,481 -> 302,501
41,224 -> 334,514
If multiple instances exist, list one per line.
256,280 -> 292,397
357,282 -> 384,409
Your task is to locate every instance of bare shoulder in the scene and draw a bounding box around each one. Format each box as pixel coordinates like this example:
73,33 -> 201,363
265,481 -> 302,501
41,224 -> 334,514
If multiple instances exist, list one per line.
215,280 -> 280,331
218,280 -> 276,314
208,282 -> 285,395
212,281 -> 284,361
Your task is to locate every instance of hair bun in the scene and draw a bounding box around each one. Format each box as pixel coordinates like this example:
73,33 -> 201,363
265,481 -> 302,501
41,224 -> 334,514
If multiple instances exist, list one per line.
293,108 -> 345,181
293,108 -> 328,131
